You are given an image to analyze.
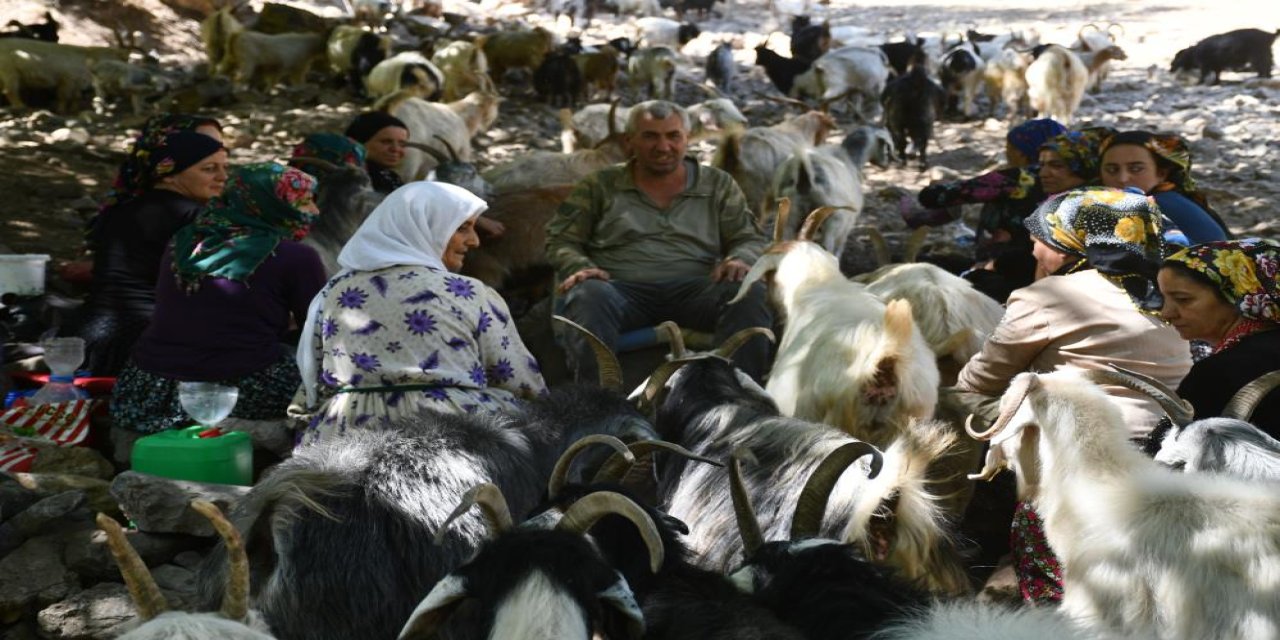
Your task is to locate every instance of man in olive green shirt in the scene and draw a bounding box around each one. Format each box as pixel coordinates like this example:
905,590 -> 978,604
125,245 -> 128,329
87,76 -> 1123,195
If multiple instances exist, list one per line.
546,100 -> 773,382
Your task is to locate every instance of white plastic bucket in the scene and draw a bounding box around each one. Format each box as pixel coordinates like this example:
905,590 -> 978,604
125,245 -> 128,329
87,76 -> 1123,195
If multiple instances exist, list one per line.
0,254 -> 51,297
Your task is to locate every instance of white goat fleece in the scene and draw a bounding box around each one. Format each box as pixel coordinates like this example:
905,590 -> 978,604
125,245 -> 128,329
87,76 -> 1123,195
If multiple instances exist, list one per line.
860,262 -> 1005,365
769,145 -> 864,257
714,111 -> 833,217
488,572 -> 590,640
1025,45 -> 1088,125
870,601 -> 1146,640
978,369 -> 1280,640
118,611 -> 275,640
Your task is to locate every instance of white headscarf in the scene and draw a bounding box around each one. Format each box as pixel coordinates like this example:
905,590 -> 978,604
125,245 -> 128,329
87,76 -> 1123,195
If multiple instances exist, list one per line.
298,182 -> 488,406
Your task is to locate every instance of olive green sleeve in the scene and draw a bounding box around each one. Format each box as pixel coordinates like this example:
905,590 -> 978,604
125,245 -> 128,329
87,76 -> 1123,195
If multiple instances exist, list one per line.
716,173 -> 767,264
545,175 -> 602,280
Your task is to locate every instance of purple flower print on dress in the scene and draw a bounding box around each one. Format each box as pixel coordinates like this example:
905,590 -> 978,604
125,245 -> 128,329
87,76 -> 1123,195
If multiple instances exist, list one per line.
405,309 -> 438,335
488,359 -> 514,384
386,341 -> 402,353
404,289 -> 437,304
445,276 -> 476,300
501,336 -> 510,349
338,287 -> 368,309
351,352 -> 380,372
489,302 -> 509,325
476,310 -> 492,335
397,270 -> 418,280
527,356 -> 541,374
419,351 -> 440,371
469,364 -> 487,385
446,337 -> 468,350
426,387 -> 448,401
353,320 -> 384,336
370,275 -> 388,296
320,369 -> 339,386
321,318 -> 339,338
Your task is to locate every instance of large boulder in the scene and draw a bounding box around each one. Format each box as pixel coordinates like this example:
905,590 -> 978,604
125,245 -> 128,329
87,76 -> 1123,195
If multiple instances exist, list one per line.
0,535 -> 80,624
0,491 -> 90,557
36,582 -> 137,640
0,475 -> 40,525
29,446 -> 115,481
109,472 -> 249,536
10,473 -> 119,517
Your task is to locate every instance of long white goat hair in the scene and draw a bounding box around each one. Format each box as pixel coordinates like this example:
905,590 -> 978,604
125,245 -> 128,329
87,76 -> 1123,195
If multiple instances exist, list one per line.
768,146 -> 864,257
1024,45 -> 1088,125
970,369 -> 1280,640
734,239 -> 938,447
859,262 -> 1005,365
870,601 -> 1145,640
1155,417 -> 1280,481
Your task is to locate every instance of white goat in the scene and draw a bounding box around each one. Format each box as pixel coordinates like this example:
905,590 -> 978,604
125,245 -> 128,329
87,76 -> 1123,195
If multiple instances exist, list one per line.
873,601 -> 1141,640
628,46 -> 678,100
732,205 -> 939,447
1076,45 -> 1128,94
382,90 -> 500,181
714,110 -> 836,216
224,30 -> 327,90
90,59 -> 170,115
1154,370 -> 1280,480
968,369 -> 1280,640
0,39 -> 128,112
1024,44 -> 1088,125
365,51 -> 445,100
982,47 -> 1033,120
1071,23 -> 1124,93
199,6 -> 244,75
431,40 -> 491,103
938,41 -> 985,118
633,17 -> 698,50
790,46 -> 891,122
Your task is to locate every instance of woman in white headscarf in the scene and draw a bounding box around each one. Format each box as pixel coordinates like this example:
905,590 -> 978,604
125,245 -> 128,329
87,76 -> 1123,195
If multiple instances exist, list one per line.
292,182 -> 546,447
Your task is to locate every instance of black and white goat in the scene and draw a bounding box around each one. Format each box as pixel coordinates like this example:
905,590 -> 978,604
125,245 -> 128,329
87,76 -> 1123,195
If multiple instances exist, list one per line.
289,155 -> 384,275
1152,370 -> 1280,480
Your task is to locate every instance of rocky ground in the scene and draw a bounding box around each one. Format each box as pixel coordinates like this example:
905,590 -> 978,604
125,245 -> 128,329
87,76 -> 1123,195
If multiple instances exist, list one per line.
0,0 -> 1277,636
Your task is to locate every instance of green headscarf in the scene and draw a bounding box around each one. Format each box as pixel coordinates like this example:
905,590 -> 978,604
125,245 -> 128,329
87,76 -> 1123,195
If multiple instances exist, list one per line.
171,163 -> 318,290
287,133 -> 367,176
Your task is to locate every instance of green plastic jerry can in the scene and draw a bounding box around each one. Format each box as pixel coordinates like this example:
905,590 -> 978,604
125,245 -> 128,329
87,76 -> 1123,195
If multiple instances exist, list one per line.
131,426 -> 253,486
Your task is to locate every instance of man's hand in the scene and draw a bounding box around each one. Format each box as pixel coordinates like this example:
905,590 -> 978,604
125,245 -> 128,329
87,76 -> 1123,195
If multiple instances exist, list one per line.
558,267 -> 611,293
711,258 -> 750,283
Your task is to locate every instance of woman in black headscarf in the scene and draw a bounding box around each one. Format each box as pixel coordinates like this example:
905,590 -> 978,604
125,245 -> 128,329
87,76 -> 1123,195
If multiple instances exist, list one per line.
344,112 -> 410,194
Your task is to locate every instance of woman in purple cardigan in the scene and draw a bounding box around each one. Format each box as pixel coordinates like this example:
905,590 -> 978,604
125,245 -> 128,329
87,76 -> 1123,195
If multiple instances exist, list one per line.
109,164 -> 328,450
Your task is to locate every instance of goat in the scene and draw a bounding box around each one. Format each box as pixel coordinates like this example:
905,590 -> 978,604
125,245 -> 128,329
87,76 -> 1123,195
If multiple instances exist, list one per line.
790,17 -> 832,65
967,369 -> 1280,640
574,44 -> 622,101
982,46 -> 1033,120
879,37 -> 928,78
766,127 -> 893,258
0,12 -> 59,42
1154,370 -> 1280,480
645,354 -> 970,595
534,49 -> 584,107
1076,45 -> 1127,94
754,40 -> 812,96
99,502 -> 273,639
731,206 -> 939,446
704,41 -> 735,92
1171,28 -> 1277,85
477,27 -> 555,87
484,103 -> 626,192
431,40 -> 492,103
0,39 -> 128,112
873,601 -> 1131,640
1024,44 -> 1088,125
714,111 -> 836,218
223,30 -> 328,91
561,98 -> 744,152
938,41 -> 985,118
1071,23 -> 1125,93
398,484 -> 659,639
460,184 -> 575,309
628,46 -> 678,100
365,51 -> 444,101
199,5 -> 244,75
290,153 -> 384,275
633,17 -> 701,50
881,57 -> 947,168
89,59 -> 170,116
791,45 -> 891,122
382,89 -> 499,182
326,25 -> 390,98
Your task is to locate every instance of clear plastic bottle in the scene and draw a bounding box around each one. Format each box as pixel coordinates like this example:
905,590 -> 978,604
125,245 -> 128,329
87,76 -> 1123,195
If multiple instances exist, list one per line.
30,337 -> 89,405
29,374 -> 88,404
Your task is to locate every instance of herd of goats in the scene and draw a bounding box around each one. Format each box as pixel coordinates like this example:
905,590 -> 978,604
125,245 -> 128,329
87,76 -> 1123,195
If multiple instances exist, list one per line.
2,1 -> 1280,639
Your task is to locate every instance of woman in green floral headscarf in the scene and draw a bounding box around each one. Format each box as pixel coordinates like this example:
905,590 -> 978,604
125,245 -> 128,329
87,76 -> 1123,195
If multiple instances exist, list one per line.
1159,238 -> 1280,437
108,164 -> 329,460
286,133 -> 385,275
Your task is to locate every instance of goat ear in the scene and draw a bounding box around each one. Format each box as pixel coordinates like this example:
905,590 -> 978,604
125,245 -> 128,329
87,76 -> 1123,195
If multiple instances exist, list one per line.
398,574 -> 470,640
597,574 -> 645,640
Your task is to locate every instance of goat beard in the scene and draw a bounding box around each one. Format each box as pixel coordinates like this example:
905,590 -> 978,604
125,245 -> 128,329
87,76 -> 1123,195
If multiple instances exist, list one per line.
863,358 -> 898,406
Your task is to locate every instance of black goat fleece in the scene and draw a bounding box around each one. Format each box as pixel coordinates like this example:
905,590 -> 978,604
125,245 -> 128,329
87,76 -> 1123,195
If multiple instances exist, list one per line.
1170,28 -> 1278,85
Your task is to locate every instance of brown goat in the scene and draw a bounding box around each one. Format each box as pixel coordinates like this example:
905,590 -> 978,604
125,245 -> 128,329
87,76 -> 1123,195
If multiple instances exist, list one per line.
460,185 -> 576,312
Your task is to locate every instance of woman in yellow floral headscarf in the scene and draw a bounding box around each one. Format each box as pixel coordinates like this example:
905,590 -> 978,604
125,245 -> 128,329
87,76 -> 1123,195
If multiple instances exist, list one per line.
953,186 -> 1192,605
1158,239 -> 1280,437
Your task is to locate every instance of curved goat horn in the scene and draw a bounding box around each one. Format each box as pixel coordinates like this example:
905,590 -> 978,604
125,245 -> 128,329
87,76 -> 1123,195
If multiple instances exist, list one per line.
903,226 -> 929,262
772,197 -> 792,244
798,206 -> 837,242
403,141 -> 450,165
1077,22 -> 1101,42
657,321 -> 687,359
862,227 -> 891,266
790,441 -> 884,539
592,439 -> 722,485
713,327 -> 775,360
433,134 -> 460,162
729,447 -> 765,557
434,483 -> 513,545
557,491 -> 665,573
965,374 -> 1039,440
1084,366 -> 1194,426
190,501 -> 249,622
1106,23 -> 1125,39
553,315 -> 624,391
549,434 -> 634,498
638,357 -> 699,412
96,513 -> 168,621
1222,370 -> 1280,422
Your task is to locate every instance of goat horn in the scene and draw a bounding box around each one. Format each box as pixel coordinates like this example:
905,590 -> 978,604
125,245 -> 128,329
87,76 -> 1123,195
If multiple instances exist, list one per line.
434,483 -> 513,546
189,501 -> 248,622
638,357 -> 699,412
1106,23 -> 1125,38
772,197 -> 792,244
862,227 -> 891,266
714,327 -> 775,359
1083,366 -> 1194,426
1077,23 -> 1101,41
798,206 -> 838,242
657,321 -> 687,359
790,441 -> 883,539
729,447 -> 765,556
966,374 -> 1039,441
553,315 -> 624,391
433,134 -> 460,162
557,491 -> 665,573
1222,370 -> 1280,422
592,440 -> 722,484
288,155 -> 342,172
96,513 -> 168,621
404,141 -> 450,164
549,434 -> 634,498
903,226 -> 929,262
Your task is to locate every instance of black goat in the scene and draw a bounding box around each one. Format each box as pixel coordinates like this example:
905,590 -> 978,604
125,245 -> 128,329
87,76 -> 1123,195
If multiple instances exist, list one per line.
878,37 -> 926,77
0,12 -> 59,42
348,31 -> 388,98
534,49 -> 585,108
790,16 -> 831,66
880,57 -> 946,168
609,36 -> 637,59
755,44 -> 811,95
290,156 -> 383,275
1171,28 -> 1278,84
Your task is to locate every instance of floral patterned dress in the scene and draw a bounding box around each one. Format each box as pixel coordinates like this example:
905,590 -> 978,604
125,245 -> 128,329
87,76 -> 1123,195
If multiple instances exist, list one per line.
294,265 -> 547,447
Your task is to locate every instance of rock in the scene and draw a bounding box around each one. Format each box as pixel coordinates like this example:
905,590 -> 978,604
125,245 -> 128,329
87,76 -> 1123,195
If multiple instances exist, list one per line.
0,536 -> 79,624
150,564 -> 196,597
0,476 -> 40,525
170,550 -> 205,571
1200,124 -> 1225,140
0,491 -> 89,556
63,528 -> 209,583
36,582 -> 137,640
110,472 -> 249,536
47,128 -> 91,145
10,474 -> 119,517
30,447 -> 115,481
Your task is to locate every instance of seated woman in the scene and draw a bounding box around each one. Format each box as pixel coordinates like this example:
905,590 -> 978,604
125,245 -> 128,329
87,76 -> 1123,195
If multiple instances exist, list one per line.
1158,239 -> 1280,437
954,187 -> 1192,604
109,164 -> 327,455
287,132 -> 384,275
344,111 -> 409,195
293,182 -> 547,448
1099,130 -> 1230,244
72,121 -> 228,376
